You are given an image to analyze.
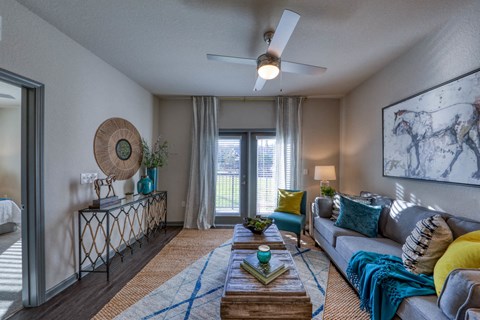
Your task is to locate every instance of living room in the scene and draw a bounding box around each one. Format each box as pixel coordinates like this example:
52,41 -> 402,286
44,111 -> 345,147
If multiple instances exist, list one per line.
0,0 -> 479,319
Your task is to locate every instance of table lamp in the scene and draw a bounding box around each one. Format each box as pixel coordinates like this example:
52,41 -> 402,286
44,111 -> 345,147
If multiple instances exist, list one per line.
314,165 -> 336,189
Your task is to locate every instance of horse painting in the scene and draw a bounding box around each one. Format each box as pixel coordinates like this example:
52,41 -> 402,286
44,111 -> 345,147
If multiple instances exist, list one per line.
392,98 -> 480,180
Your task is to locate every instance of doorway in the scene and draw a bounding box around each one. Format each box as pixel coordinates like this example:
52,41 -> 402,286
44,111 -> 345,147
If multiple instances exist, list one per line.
0,68 -> 45,313
215,130 -> 276,225
0,80 -> 22,317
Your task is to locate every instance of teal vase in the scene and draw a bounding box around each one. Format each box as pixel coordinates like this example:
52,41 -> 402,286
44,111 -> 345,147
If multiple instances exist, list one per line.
257,245 -> 271,264
137,176 -> 153,195
147,167 -> 158,191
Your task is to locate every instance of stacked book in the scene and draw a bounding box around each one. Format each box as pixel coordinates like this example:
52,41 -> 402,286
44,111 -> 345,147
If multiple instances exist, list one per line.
240,253 -> 287,285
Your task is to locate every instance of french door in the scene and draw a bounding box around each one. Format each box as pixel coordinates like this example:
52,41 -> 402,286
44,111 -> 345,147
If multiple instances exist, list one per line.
215,131 -> 276,225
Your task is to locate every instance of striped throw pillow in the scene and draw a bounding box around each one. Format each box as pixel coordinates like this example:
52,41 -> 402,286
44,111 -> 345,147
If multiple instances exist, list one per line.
402,214 -> 453,275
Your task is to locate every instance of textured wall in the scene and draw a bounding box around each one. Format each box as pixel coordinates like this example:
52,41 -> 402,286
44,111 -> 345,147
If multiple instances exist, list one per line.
340,2 -> 480,219
0,0 -> 157,290
156,98 -> 340,223
0,106 -> 21,204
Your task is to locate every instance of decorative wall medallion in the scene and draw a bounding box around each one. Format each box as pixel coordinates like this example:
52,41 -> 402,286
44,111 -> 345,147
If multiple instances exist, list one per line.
94,118 -> 142,180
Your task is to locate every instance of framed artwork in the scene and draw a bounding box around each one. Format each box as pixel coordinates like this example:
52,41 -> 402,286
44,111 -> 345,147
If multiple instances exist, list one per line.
383,68 -> 480,187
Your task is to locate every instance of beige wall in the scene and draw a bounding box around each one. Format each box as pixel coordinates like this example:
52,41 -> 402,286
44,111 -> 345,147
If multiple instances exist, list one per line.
302,99 -> 340,206
1,0 -> 157,290
340,2 -> 480,219
0,105 -> 21,204
157,97 -> 340,223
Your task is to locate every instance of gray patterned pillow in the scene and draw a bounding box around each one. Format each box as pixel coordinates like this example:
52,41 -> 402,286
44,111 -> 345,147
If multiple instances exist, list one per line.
402,214 -> 453,275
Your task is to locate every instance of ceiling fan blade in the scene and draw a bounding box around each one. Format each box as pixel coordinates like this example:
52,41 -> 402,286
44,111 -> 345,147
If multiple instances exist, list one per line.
267,9 -> 300,58
282,61 -> 327,76
206,54 -> 256,66
253,77 -> 266,91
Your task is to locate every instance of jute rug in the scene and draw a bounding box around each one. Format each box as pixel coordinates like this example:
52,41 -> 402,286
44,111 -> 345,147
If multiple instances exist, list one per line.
114,234 -> 329,319
94,229 -> 369,320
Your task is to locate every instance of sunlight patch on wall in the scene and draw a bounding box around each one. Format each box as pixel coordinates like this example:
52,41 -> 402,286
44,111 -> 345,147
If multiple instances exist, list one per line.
395,182 -> 404,200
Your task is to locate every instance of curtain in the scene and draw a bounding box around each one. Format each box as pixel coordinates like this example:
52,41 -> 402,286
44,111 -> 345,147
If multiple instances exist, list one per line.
275,96 -> 304,190
184,96 -> 219,229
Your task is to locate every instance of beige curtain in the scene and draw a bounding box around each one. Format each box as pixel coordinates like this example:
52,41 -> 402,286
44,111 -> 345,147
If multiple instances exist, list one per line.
184,96 -> 219,229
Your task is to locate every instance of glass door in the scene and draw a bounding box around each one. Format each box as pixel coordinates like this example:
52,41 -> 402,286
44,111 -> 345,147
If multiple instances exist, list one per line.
215,131 -> 276,225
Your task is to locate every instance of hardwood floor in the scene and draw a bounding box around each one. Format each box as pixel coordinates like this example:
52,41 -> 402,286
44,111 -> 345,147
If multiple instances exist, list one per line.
8,227 -> 182,320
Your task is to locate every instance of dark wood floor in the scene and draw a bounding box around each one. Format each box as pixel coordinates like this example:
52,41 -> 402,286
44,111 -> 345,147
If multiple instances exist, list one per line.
9,226 -> 182,320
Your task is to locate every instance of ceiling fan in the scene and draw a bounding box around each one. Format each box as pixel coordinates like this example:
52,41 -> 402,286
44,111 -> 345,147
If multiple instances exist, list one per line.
207,9 -> 327,91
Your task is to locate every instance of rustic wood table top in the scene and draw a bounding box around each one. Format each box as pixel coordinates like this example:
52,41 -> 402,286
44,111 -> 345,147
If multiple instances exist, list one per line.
220,249 -> 312,319
231,224 -> 286,250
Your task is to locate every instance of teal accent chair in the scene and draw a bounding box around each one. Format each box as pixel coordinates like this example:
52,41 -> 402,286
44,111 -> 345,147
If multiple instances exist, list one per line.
269,190 -> 307,247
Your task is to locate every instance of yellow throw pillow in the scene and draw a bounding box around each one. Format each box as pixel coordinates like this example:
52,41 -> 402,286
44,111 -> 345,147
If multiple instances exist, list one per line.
275,189 -> 304,215
433,230 -> 480,295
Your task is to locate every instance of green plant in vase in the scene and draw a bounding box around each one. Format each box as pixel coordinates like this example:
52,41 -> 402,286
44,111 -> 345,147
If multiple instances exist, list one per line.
141,136 -> 168,192
321,185 -> 336,197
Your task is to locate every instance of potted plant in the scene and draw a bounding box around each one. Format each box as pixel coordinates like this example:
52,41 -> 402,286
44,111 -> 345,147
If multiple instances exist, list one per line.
320,185 -> 336,197
314,185 -> 336,218
141,136 -> 168,192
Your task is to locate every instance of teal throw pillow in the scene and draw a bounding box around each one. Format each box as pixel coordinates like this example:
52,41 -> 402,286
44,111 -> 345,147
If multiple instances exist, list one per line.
334,195 -> 382,237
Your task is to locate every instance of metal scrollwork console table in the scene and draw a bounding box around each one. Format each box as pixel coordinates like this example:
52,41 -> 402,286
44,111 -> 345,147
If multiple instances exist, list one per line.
78,191 -> 167,280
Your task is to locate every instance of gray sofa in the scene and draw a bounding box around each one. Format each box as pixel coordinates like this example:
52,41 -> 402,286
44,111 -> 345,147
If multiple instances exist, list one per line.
312,193 -> 480,320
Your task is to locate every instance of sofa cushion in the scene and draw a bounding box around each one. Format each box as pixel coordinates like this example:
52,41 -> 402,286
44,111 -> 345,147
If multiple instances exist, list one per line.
313,196 -> 333,218
335,196 -> 382,238
434,230 -> 480,295
336,236 -> 402,265
438,269 -> 480,320
446,216 -> 480,239
313,216 -> 365,247
382,200 -> 448,245
402,214 -> 453,275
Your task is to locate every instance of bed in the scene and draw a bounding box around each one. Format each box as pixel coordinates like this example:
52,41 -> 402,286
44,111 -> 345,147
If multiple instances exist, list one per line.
0,199 -> 21,234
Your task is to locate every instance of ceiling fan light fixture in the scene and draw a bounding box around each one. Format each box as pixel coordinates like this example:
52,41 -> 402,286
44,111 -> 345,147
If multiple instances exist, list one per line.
257,54 -> 280,80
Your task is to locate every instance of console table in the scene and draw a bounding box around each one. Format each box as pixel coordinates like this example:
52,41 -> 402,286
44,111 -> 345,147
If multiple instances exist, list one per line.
78,191 -> 167,280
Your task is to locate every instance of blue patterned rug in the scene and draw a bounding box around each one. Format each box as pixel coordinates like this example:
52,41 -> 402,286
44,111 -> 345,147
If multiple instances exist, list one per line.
115,240 -> 330,320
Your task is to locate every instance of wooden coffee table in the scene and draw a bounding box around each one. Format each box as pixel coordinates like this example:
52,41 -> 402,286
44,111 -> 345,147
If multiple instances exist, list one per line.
232,224 -> 286,250
220,249 -> 312,319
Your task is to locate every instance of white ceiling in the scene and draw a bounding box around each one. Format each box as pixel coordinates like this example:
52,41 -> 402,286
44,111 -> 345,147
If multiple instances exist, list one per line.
16,0 -> 475,97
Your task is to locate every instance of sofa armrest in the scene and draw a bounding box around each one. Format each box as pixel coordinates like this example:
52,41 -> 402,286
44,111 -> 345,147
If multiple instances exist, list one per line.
465,308 -> 480,320
438,268 -> 480,320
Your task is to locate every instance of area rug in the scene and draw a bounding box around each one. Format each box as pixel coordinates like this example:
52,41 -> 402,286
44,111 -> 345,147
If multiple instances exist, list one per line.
94,229 -> 233,320
95,229 -> 370,320
113,235 -> 330,319
323,263 -> 370,320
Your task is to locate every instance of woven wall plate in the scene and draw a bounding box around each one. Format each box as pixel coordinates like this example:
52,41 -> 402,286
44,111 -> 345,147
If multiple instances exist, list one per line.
94,118 -> 142,180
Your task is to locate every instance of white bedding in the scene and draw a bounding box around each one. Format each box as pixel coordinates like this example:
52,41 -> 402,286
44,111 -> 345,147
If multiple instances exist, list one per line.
0,200 -> 21,225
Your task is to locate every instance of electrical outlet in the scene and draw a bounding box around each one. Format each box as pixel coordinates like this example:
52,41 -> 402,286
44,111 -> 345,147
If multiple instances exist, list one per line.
80,173 -> 98,184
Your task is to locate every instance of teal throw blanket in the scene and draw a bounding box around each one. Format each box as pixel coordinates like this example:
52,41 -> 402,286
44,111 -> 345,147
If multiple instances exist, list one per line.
346,251 -> 435,320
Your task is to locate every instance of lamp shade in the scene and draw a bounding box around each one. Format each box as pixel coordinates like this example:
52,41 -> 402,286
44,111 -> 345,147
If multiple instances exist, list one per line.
314,165 -> 336,181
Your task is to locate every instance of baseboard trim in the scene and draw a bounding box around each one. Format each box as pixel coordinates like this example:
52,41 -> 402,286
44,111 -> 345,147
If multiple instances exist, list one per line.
45,273 -> 77,301
167,221 -> 184,227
